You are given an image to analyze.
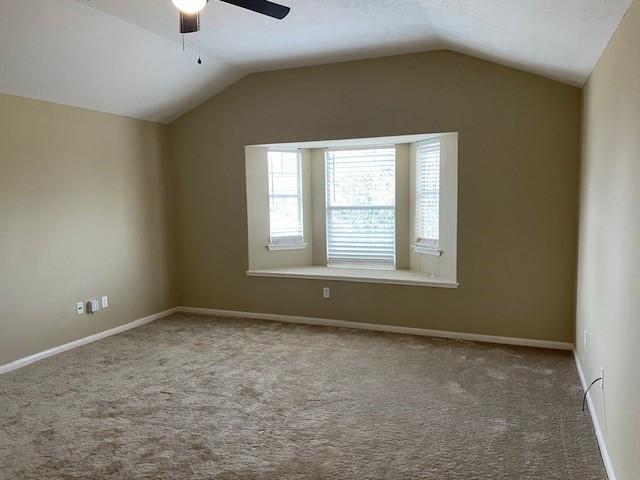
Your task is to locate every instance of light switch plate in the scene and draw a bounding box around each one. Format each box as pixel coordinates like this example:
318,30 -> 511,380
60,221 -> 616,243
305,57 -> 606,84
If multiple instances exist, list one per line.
76,302 -> 85,315
101,296 -> 109,308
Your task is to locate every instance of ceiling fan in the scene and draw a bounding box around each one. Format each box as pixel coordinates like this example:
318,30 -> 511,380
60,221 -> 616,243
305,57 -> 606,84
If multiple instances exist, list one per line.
172,0 -> 291,34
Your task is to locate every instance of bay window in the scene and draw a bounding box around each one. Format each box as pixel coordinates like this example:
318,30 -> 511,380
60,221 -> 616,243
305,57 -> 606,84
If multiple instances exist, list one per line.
245,133 -> 458,287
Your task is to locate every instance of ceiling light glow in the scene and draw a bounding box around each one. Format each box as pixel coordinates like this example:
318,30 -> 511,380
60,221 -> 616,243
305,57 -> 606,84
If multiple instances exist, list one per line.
172,0 -> 207,14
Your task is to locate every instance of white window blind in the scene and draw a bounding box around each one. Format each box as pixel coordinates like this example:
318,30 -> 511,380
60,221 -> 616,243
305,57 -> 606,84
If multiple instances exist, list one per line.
268,150 -> 303,244
415,139 -> 441,247
325,147 -> 396,268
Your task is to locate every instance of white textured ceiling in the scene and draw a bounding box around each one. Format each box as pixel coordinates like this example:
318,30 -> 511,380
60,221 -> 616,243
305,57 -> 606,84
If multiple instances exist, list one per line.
0,0 -> 633,123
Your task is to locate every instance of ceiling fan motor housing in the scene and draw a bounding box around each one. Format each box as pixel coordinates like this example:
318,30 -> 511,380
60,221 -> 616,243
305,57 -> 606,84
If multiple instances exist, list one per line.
180,11 -> 200,33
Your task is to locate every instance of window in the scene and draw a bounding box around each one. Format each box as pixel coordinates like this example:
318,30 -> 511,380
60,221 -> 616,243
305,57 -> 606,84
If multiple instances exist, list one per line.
415,139 -> 440,249
267,149 -> 304,245
325,147 -> 396,268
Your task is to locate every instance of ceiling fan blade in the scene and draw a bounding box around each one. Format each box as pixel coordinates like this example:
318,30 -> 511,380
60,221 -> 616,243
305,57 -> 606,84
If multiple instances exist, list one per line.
219,0 -> 290,19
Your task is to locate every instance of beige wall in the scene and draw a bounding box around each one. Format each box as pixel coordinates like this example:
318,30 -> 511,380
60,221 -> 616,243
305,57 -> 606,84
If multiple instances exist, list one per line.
0,94 -> 176,365
171,50 -> 581,342
576,1 -> 640,478
310,148 -> 327,266
395,144 -> 410,270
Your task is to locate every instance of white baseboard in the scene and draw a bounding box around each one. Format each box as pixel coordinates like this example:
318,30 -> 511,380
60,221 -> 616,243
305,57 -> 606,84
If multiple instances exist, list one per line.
0,307 -> 178,375
178,306 -> 573,351
0,304 -> 574,376
573,349 -> 616,480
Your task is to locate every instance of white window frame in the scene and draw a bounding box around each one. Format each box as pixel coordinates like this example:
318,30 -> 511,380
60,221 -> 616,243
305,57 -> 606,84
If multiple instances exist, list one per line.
267,148 -> 306,250
414,139 -> 442,256
325,146 -> 397,269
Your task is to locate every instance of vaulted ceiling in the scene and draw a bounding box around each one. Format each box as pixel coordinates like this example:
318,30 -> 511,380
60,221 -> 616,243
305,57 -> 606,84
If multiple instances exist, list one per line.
0,0 -> 632,123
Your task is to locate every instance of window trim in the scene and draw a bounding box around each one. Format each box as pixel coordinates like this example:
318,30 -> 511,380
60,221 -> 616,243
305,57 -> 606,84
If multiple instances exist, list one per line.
412,244 -> 443,256
266,242 -> 308,251
246,266 -> 459,288
267,148 -> 305,247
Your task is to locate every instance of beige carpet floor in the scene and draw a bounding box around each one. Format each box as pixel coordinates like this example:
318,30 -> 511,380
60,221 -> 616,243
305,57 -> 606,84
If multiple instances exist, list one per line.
0,313 -> 606,479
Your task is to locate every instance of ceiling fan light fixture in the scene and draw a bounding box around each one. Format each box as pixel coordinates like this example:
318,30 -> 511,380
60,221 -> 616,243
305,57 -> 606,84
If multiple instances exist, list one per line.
172,0 -> 207,14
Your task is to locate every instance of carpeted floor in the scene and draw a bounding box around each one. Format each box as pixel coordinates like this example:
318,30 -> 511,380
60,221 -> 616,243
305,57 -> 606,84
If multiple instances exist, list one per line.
0,313 -> 605,479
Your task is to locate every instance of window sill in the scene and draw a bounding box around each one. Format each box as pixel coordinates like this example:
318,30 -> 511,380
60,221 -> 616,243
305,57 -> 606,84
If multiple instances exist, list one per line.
412,244 -> 443,256
246,266 -> 459,288
267,242 -> 308,251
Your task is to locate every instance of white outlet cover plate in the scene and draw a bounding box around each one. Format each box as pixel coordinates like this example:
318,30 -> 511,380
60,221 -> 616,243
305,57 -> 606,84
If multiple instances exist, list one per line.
101,296 -> 109,308
88,299 -> 100,314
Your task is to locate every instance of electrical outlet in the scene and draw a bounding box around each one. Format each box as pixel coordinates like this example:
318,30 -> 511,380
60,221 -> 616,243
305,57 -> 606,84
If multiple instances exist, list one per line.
583,330 -> 588,347
76,302 -> 85,315
323,287 -> 330,299
600,367 -> 605,390
101,296 -> 109,308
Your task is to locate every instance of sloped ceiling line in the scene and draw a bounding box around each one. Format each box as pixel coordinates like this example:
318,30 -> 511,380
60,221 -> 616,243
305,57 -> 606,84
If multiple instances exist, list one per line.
0,0 -> 632,122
